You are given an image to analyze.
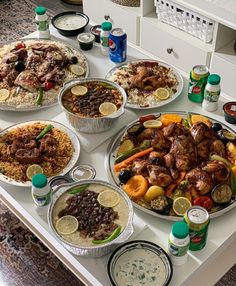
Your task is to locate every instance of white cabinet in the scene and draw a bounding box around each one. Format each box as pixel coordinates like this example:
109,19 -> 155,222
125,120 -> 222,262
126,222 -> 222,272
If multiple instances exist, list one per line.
83,0 -> 236,100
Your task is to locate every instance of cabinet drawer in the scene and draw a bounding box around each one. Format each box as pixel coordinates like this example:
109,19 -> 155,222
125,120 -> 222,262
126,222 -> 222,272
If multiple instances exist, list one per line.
211,54 -> 235,99
140,18 -> 211,73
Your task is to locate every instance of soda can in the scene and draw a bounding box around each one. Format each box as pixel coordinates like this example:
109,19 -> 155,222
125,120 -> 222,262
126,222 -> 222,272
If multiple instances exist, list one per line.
184,206 -> 210,251
188,65 -> 209,103
109,28 -> 127,63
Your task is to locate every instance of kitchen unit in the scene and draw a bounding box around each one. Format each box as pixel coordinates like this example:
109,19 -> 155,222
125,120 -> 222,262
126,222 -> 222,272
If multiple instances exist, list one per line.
83,0 -> 236,100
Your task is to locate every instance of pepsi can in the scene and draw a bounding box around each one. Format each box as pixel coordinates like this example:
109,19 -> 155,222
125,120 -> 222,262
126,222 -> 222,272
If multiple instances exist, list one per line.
109,28 -> 127,63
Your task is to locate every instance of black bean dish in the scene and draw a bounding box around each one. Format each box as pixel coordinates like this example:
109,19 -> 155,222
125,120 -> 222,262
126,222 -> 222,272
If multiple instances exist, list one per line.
62,81 -> 123,118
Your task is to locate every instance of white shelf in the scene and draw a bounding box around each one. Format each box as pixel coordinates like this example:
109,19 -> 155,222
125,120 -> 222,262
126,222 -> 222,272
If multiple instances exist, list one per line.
215,39 -> 236,65
144,12 -> 214,52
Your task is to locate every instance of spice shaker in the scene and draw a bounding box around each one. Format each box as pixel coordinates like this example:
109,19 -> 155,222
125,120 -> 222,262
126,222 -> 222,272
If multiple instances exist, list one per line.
168,221 -> 190,266
100,21 -> 112,55
202,74 -> 221,112
35,6 -> 50,39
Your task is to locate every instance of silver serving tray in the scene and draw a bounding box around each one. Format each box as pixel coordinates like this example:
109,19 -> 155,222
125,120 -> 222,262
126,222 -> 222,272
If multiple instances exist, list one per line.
0,120 -> 81,187
0,38 -> 89,111
105,111 -> 236,221
48,179 -> 134,257
106,59 -> 184,110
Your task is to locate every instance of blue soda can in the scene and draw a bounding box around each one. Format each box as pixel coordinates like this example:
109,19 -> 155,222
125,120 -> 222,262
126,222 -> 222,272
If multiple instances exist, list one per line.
109,28 -> 127,63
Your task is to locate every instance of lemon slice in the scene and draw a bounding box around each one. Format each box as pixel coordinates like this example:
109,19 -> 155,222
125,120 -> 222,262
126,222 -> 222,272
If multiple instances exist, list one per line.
55,215 -> 79,235
143,119 -> 162,128
0,89 -> 10,101
26,164 -> 44,180
154,88 -> 170,100
69,65 -> 85,76
173,197 -> 192,216
99,102 -> 117,116
97,189 -> 120,207
71,85 -> 88,96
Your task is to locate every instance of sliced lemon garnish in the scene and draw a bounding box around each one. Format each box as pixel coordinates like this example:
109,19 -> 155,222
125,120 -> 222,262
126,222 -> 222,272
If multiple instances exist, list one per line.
55,215 -> 79,235
99,102 -> 117,116
97,189 -> 120,208
173,197 -> 192,216
71,85 -> 88,96
69,65 -> 85,76
154,88 -> 170,100
26,164 -> 43,180
143,119 -> 162,129
0,89 -> 10,101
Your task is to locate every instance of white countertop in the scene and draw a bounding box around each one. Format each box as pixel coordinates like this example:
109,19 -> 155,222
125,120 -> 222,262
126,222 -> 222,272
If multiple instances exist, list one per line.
172,0 -> 236,30
1,28 -> 236,286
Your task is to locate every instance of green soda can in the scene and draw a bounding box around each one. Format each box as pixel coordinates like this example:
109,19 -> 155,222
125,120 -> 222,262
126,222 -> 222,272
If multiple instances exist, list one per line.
184,206 -> 210,251
188,65 -> 209,103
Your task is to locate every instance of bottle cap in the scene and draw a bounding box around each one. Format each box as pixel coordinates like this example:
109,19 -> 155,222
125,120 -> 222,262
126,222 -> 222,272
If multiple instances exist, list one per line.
172,221 -> 189,239
208,74 -> 221,85
32,173 -> 47,188
101,22 -> 112,31
35,6 -> 47,15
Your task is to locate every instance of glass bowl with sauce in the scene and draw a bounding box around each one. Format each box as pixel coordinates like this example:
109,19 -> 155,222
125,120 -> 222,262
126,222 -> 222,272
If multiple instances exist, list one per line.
223,102 -> 236,124
51,11 -> 89,36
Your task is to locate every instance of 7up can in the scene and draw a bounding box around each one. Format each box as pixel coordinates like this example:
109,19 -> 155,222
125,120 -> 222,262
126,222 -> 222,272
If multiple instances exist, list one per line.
184,206 -> 210,251
188,65 -> 209,103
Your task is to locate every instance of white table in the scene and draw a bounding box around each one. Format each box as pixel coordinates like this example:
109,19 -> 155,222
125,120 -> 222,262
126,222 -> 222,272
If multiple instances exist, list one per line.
1,28 -> 236,286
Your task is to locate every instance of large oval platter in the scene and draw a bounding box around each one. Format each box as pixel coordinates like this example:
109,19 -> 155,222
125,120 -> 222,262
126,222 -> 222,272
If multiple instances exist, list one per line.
106,59 -> 183,110
0,39 -> 89,111
0,120 -> 80,187
105,112 -> 236,221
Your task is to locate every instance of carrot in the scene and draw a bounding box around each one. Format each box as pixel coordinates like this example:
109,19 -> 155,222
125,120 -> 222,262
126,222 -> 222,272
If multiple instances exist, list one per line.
123,175 -> 149,198
114,147 -> 154,173
165,171 -> 186,198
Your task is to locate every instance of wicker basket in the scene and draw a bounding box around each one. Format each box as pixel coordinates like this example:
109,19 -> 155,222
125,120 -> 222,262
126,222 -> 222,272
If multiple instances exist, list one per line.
154,0 -> 215,43
111,0 -> 140,7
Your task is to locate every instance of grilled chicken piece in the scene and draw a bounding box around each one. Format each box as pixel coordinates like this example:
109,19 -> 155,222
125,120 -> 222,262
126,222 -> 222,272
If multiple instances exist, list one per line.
151,129 -> 171,150
186,168 -> 213,195
138,128 -> 154,141
190,122 -> 215,143
196,138 -> 212,161
14,70 -> 41,92
170,134 -> 197,171
36,61 -> 51,79
147,165 -> 172,187
210,140 -> 226,157
132,159 -> 149,177
129,66 -> 148,89
164,153 -> 175,168
41,66 -> 65,83
163,123 -> 185,138
2,52 -> 18,63
4,69 -> 19,86
46,50 -> 65,62
7,133 -> 36,155
13,48 -> 27,61
202,160 -> 229,183
0,63 -> 12,81
39,134 -> 57,156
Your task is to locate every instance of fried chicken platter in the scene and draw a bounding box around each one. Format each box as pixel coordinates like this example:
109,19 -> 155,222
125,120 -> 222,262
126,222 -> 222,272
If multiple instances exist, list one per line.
106,112 -> 236,220
106,60 -> 183,109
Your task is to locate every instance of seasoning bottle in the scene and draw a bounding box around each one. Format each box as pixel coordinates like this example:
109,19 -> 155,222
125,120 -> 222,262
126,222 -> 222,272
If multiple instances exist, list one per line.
32,173 -> 51,216
168,221 -> 190,266
35,6 -> 50,39
202,74 -> 221,112
100,21 -> 112,56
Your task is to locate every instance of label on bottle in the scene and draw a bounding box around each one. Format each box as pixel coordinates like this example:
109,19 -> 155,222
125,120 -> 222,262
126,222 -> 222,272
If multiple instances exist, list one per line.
168,239 -> 189,257
36,20 -> 49,32
204,89 -> 220,103
32,192 -> 51,207
101,35 -> 109,48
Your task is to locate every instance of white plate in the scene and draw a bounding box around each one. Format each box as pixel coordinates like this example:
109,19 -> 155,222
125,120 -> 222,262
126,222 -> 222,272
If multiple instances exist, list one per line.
105,111 -> 236,221
106,59 -> 184,110
0,120 -> 80,187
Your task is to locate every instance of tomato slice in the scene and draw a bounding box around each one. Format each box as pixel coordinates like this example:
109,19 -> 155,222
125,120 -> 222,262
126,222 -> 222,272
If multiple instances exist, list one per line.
193,196 -> 213,211
139,114 -> 156,124
44,81 -> 54,90
15,42 -> 26,50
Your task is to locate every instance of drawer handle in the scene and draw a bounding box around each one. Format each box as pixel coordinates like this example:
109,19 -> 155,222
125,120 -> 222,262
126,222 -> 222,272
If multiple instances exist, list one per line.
167,48 -> 173,54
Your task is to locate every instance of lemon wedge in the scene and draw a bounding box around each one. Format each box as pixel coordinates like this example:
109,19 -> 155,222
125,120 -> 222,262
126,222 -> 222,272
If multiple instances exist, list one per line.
0,89 -> 10,101
154,88 -> 170,100
71,85 -> 88,96
173,197 -> 192,216
69,65 -> 85,76
143,119 -> 162,129
55,215 -> 79,235
97,190 -> 120,208
99,102 -> 117,116
26,164 -> 43,180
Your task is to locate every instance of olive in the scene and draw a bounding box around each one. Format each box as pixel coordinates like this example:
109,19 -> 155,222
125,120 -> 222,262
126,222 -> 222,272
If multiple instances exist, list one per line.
15,61 -> 25,72
71,56 -> 78,64
118,170 -> 132,184
211,122 -> 223,133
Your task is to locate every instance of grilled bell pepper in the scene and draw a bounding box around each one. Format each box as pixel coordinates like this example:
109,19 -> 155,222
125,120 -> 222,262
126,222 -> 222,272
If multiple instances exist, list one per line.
36,87 -> 44,106
115,147 -> 140,163
92,226 -> 121,244
193,196 -> 213,211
